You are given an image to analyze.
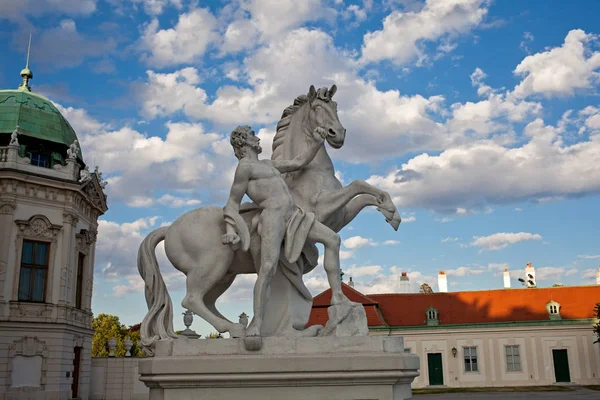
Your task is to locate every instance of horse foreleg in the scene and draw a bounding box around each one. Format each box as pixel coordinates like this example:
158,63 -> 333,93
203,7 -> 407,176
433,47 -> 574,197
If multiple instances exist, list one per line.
316,180 -> 399,230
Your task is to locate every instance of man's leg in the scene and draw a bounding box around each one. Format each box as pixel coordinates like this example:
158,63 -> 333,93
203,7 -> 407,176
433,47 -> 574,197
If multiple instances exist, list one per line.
246,210 -> 287,337
307,220 -> 349,304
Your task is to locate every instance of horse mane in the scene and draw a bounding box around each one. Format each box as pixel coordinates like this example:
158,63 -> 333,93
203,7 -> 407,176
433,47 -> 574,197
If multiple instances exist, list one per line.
272,94 -> 309,161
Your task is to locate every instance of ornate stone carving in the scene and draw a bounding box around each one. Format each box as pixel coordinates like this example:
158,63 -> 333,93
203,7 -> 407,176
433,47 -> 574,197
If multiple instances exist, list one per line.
63,212 -> 79,227
15,215 -> 62,240
7,336 -> 49,390
16,303 -> 52,317
8,336 -> 48,355
0,200 -> 16,215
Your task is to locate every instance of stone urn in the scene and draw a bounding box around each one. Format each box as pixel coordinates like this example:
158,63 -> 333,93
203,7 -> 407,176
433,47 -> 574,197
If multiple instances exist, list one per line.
108,337 -> 117,357
124,336 -> 133,357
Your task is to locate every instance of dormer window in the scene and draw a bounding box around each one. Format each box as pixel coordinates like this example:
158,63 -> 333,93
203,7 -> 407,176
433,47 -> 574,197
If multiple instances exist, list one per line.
30,152 -> 49,168
546,301 -> 561,320
426,306 -> 439,326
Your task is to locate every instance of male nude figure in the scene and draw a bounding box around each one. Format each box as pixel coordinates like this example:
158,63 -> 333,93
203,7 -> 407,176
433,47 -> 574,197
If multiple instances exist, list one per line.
222,125 -> 348,338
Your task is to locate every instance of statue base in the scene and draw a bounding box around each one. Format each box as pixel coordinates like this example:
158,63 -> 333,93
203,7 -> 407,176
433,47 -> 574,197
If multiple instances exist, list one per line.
139,336 -> 419,400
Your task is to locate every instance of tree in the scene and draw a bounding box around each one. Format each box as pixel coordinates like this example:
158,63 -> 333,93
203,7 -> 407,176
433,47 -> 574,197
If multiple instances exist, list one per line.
593,303 -> 600,344
92,313 -> 144,357
207,332 -> 223,339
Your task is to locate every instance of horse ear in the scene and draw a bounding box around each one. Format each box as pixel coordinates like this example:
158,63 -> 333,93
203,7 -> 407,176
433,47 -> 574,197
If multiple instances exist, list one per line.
308,85 -> 317,102
329,84 -> 337,99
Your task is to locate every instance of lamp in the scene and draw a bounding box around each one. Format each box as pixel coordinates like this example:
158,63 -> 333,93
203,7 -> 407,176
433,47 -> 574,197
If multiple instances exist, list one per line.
452,347 -> 457,357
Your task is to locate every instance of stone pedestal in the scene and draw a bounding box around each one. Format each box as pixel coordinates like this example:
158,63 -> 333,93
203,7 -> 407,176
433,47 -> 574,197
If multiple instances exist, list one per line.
139,336 -> 419,400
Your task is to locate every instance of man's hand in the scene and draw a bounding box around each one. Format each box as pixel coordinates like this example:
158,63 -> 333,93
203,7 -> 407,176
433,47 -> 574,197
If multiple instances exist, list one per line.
311,127 -> 327,143
222,233 -> 241,245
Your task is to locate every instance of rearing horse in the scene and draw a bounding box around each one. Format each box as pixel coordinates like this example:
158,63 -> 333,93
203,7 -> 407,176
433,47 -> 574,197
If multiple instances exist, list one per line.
137,84 -> 400,354
273,84 -> 400,231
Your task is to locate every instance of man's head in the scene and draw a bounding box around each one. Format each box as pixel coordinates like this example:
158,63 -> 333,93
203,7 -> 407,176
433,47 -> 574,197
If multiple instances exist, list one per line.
230,125 -> 262,159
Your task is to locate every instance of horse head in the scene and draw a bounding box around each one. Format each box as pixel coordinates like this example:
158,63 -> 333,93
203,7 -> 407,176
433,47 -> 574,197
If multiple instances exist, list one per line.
306,84 -> 346,149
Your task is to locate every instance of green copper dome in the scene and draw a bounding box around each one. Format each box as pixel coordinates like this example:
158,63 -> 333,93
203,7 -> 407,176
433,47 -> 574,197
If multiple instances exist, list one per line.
0,88 -> 83,160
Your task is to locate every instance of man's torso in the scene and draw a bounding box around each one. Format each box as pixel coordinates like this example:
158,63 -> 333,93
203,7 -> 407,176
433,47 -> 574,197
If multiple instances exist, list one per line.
242,159 -> 295,212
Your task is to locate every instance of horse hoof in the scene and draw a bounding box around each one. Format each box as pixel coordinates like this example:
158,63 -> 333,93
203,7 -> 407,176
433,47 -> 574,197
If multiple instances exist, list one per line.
244,336 -> 263,351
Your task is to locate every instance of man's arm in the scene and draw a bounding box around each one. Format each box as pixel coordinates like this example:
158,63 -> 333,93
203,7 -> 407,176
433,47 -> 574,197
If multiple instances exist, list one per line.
222,164 -> 251,245
272,127 -> 326,174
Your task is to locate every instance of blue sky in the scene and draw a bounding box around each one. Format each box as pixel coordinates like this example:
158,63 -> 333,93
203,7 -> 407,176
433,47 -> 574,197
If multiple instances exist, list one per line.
1,0 -> 600,336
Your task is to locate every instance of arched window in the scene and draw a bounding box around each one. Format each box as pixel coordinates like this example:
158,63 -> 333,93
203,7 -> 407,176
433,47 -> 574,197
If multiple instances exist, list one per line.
426,307 -> 439,326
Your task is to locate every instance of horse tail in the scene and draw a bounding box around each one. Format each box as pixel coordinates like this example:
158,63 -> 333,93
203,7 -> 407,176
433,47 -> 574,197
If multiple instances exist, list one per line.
137,226 -> 177,356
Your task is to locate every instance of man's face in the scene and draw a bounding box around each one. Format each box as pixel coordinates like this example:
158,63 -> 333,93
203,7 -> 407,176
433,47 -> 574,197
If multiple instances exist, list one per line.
246,131 -> 262,154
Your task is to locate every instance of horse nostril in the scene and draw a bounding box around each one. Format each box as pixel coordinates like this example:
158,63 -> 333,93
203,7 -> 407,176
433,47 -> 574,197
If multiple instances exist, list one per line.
328,128 -> 336,136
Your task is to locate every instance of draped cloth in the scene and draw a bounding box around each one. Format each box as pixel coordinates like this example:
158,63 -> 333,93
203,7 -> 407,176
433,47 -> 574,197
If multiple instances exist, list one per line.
227,203 -> 320,336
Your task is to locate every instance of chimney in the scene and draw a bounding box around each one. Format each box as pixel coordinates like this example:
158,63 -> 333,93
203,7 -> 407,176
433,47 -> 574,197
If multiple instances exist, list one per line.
525,262 -> 536,288
438,270 -> 448,293
596,266 -> 600,286
399,272 -> 410,293
348,276 -> 354,288
503,268 -> 511,289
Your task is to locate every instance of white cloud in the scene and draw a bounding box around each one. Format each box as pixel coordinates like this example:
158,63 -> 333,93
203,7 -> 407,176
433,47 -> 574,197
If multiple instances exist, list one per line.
469,232 -> 542,251
0,0 -> 97,22
62,103 -> 233,205
513,29 -> 600,98
582,268 -> 599,279
383,240 -> 400,245
129,0 -> 182,15
535,266 -> 568,281
361,0 -> 489,66
346,265 -> 383,278
139,8 -> 219,68
13,19 -> 115,69
441,236 -> 459,243
366,116 -> 600,212
220,0 -> 336,54
444,266 -> 485,276
343,235 -> 375,249
578,254 -> 600,260
402,215 -> 416,223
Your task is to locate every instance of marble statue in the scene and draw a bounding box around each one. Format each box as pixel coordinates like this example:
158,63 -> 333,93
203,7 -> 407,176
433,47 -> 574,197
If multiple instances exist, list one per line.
94,166 -> 108,188
67,140 -> 79,160
79,166 -> 91,183
222,125 -> 349,341
9,125 -> 19,146
137,85 -> 401,355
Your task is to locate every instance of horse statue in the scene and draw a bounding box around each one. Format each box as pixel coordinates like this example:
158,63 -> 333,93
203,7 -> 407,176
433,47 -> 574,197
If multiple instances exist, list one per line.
137,84 -> 400,355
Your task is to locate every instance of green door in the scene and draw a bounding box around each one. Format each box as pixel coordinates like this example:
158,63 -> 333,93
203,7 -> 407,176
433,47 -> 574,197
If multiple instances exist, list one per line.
552,349 -> 571,383
427,353 -> 444,386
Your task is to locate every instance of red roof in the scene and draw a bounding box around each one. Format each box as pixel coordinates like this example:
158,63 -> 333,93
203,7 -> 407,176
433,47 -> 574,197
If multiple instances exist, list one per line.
310,284 -> 386,326
307,284 -> 600,328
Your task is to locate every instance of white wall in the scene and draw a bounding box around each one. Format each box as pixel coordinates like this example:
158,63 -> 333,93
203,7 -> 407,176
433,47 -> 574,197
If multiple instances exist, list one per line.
380,323 -> 600,388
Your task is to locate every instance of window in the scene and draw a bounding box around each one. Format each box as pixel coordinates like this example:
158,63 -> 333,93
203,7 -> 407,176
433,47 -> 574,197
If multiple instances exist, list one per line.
75,253 -> 85,309
464,346 -> 478,372
30,153 -> 49,168
505,345 -> 521,372
546,301 -> 562,320
426,306 -> 439,326
18,240 -> 49,302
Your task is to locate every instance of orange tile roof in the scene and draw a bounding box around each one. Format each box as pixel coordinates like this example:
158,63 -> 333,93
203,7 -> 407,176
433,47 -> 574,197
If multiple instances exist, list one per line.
307,284 -> 600,328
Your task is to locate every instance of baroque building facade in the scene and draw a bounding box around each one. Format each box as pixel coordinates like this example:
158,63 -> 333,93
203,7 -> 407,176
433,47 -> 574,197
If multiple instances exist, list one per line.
309,274 -> 600,389
0,65 -> 107,399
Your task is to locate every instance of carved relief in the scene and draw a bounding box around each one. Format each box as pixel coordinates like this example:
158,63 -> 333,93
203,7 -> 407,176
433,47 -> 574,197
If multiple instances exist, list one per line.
63,212 -> 79,227
15,215 -> 62,240
7,336 -> 49,389
0,200 -> 16,215
73,335 -> 84,348
16,303 -> 52,317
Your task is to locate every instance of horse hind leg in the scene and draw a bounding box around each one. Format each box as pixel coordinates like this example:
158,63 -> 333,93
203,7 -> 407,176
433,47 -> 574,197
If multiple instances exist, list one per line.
182,261 -> 237,334
204,273 -> 247,338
